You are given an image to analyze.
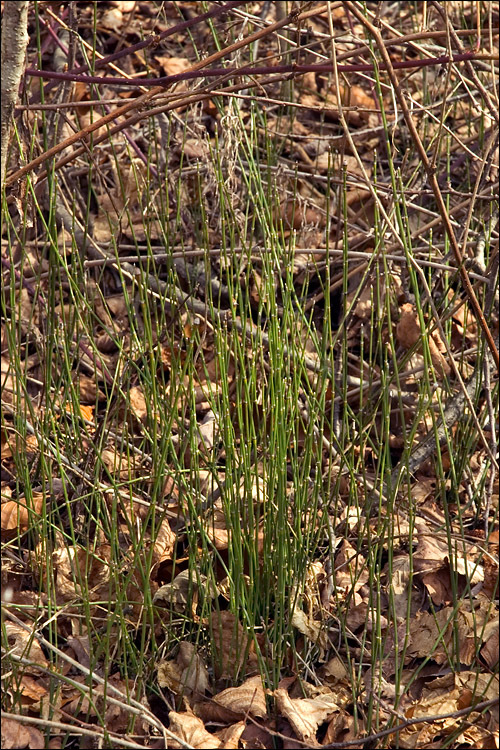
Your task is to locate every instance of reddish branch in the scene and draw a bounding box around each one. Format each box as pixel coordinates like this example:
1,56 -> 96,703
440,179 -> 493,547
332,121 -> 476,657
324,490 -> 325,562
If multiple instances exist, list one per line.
24,50 -> 494,89
5,2 -> 302,188
34,0 -> 242,100
6,0 -> 500,374
345,0 -> 499,372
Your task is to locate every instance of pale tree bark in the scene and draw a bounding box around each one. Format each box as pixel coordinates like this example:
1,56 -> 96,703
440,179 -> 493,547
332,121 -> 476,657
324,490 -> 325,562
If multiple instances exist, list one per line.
1,1 -> 29,189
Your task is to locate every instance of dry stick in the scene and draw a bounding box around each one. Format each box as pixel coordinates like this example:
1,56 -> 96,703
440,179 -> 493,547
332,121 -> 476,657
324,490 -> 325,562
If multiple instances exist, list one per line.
233,0 -> 498,56
25,50 -> 494,89
405,253 -> 498,469
344,1 -> 499,372
482,351 -> 497,536
4,88 -> 158,186
23,72 -> 293,187
24,50 -> 496,395
1,712 -> 154,750
14,4 -> 497,505
323,6 -> 498,518
403,94 -> 489,163
241,694 -> 499,749
58,183 -> 499,517
11,50 -> 493,184
44,0 -> 242,80
5,8 -> 494,737
361,2 -> 498,63
430,0 -> 499,126
9,57 -> 492,182
7,0 -> 498,186
3,612 -> 179,746
457,125 -> 498,259
54,204 -> 326,382
5,3 -> 303,187
16,97 -> 134,109
320,697 -> 499,749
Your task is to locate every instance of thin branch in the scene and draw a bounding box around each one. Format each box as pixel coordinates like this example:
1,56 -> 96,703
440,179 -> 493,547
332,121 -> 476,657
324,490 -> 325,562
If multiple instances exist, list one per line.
24,50 -> 493,88
344,1 -> 499,371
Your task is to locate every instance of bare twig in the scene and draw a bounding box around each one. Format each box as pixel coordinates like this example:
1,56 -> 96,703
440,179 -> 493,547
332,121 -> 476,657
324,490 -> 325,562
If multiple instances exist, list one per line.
344,1 -> 499,371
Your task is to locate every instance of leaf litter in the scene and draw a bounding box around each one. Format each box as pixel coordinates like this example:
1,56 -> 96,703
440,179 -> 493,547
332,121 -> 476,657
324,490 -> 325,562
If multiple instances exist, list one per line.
1,2 -> 498,748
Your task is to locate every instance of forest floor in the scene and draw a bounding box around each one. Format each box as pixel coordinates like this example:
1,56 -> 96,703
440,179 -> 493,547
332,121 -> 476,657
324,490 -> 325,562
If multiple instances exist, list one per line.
1,2 -> 499,748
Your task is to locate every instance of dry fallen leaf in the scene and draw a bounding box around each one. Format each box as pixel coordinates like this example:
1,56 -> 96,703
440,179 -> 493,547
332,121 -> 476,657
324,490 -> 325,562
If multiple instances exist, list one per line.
101,7 -> 123,31
212,674 -> 267,718
274,688 -> 338,745
407,601 -> 496,666
291,608 -> 331,662
334,539 -> 369,593
213,720 -> 246,749
3,623 -> 48,672
150,517 -> 176,569
1,717 -> 44,750
210,610 -> 260,680
168,710 -> 222,749
414,521 -> 483,605
1,492 -> 44,539
396,303 -> 451,377
386,555 -> 412,620
154,569 -> 212,617
400,672 -> 499,747
480,620 -> 499,669
157,641 -> 210,699
154,56 -> 191,77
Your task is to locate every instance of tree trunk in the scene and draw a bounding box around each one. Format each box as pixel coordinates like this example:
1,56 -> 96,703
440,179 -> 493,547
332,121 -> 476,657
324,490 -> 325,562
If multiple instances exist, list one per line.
1,1 -> 29,188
